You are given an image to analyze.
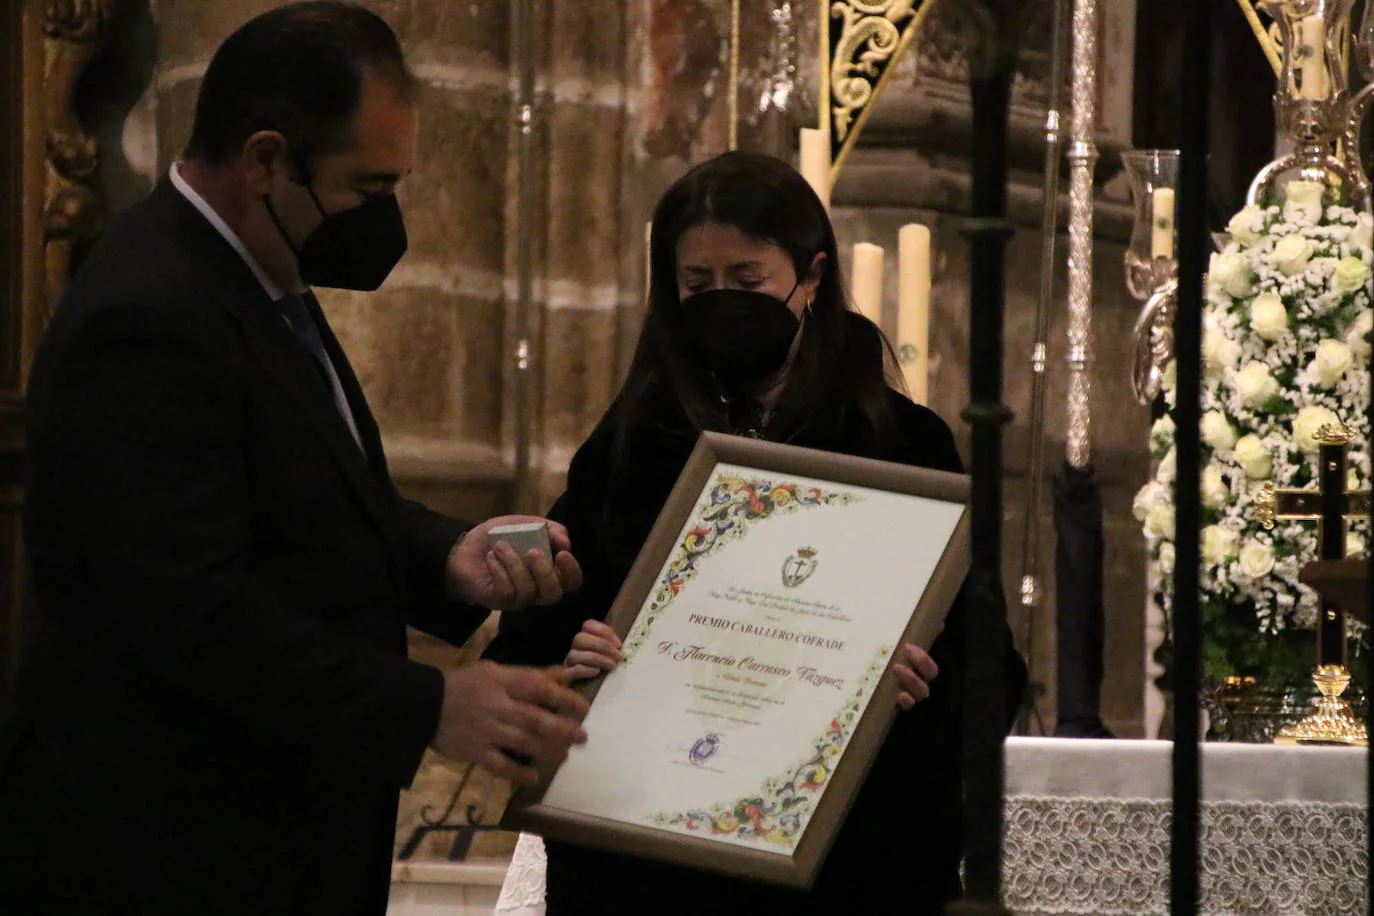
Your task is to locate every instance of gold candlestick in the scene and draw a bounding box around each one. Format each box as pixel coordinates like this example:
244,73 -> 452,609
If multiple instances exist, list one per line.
1274,665 -> 1368,746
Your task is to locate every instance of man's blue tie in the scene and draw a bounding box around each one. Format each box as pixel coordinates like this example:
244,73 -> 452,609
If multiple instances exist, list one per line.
277,291 -> 364,450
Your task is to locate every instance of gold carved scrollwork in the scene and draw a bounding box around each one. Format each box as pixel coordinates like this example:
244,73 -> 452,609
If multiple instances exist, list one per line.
827,0 -> 936,174
824,0 -> 1029,177
42,0 -> 115,309
829,1 -> 918,142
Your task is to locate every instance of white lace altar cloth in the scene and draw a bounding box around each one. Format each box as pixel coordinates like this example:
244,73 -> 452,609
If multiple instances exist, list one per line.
496,737 -> 1368,915
1003,737 -> 1367,915
495,831 -> 547,915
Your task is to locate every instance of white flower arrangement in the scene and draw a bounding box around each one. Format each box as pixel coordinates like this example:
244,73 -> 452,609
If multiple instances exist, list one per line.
1140,182 -> 1372,660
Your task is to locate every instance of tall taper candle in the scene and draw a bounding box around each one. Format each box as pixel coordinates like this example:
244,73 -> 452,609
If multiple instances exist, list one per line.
799,128 -> 831,212
1151,188 -> 1175,260
897,224 -> 932,404
1298,15 -> 1328,100
851,242 -> 885,326
644,220 -> 652,299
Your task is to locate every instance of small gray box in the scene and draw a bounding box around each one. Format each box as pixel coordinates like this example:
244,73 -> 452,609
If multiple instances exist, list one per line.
487,521 -> 552,560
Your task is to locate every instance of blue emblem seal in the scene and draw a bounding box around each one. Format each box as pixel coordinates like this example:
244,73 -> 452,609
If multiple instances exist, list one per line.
688,732 -> 721,766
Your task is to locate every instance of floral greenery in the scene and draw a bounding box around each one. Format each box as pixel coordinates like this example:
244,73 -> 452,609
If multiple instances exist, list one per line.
1136,180 -> 1372,685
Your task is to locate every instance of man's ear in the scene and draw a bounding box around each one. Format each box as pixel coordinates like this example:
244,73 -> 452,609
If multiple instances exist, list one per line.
240,130 -> 290,195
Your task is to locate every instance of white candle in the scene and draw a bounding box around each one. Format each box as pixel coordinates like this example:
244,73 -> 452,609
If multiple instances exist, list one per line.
851,242 -> 884,326
1150,188 -> 1175,260
1298,15 -> 1328,100
799,128 -> 831,212
897,224 -> 931,404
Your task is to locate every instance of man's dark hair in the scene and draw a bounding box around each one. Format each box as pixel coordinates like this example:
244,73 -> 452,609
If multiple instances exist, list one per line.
184,2 -> 416,169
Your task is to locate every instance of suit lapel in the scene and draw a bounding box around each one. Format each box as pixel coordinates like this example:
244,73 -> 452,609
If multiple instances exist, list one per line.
239,304 -> 398,522
300,294 -> 394,484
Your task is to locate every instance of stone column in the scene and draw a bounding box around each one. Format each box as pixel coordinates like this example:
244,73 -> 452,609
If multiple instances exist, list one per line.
516,0 -> 633,511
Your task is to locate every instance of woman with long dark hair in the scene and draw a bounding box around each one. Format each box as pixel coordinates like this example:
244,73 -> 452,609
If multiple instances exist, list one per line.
486,151 -> 1026,914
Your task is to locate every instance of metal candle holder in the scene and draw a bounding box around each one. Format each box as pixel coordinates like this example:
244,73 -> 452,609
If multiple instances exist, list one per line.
1121,149 -> 1180,405
1248,0 -> 1368,207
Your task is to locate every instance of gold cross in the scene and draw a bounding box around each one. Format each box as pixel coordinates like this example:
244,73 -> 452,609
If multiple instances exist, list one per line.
1253,423 -> 1369,675
1254,424 -> 1370,552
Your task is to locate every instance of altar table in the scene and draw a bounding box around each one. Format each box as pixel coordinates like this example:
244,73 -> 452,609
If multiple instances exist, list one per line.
1003,737 -> 1367,914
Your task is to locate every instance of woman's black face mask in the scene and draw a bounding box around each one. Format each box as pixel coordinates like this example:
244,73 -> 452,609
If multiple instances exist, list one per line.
679,278 -> 803,391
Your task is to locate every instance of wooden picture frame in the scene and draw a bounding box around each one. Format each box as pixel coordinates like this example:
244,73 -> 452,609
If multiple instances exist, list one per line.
504,431 -> 970,890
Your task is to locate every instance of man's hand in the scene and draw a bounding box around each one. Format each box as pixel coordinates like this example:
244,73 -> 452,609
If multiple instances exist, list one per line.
446,516 -> 584,610
432,661 -> 590,785
563,619 -> 622,681
893,643 -> 939,711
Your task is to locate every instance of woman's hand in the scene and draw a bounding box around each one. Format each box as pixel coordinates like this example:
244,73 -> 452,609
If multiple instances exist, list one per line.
892,643 -> 939,711
564,619 -> 623,681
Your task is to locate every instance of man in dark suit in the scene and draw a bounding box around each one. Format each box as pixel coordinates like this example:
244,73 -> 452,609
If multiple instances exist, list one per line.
0,4 -> 588,913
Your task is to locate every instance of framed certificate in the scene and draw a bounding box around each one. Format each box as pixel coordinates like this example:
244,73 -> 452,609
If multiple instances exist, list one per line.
503,432 -> 970,889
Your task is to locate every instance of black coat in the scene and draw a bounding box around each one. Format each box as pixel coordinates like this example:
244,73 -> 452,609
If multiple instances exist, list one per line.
0,180 -> 483,915
487,387 -> 1028,915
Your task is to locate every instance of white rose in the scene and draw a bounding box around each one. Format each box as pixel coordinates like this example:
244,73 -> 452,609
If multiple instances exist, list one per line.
1145,503 -> 1176,540
1237,541 -> 1276,579
1283,180 -> 1325,226
1226,205 -> 1265,245
1202,410 -> 1238,452
1233,361 -> 1279,407
1133,481 -> 1162,521
1203,328 -> 1242,378
1158,447 -> 1177,482
1233,434 -> 1272,479
1202,525 -> 1239,565
1331,257 -> 1371,296
1348,532 -> 1367,558
1210,251 -> 1255,297
1285,180 -> 1325,207
1311,338 -> 1352,388
1249,292 -> 1289,341
1346,309 -> 1373,359
1157,542 -> 1176,575
1293,405 -> 1341,452
1202,465 -> 1230,509
1354,212 -> 1374,252
1274,234 -> 1316,276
